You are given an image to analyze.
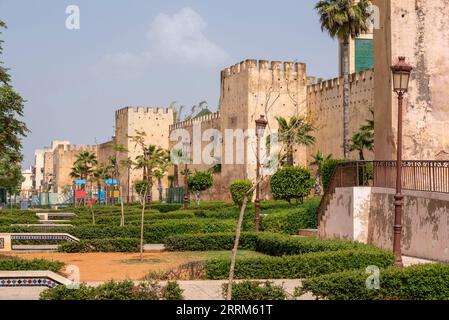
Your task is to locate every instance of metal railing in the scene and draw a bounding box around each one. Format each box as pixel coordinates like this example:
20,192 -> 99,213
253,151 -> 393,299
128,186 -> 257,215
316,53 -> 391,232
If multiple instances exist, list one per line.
317,160 -> 449,224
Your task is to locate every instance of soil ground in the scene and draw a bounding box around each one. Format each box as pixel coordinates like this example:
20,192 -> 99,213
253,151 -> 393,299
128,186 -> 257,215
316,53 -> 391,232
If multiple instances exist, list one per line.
6,250 -> 264,282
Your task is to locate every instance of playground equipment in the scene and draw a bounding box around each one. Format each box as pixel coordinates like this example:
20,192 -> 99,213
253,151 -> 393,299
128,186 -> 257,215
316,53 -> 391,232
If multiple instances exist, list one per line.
105,179 -> 121,205
73,179 -> 87,207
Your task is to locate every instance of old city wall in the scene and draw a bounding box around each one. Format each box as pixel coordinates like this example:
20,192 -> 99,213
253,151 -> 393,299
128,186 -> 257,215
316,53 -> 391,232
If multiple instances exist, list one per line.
115,106 -> 174,199
307,69 -> 375,161
52,145 -> 98,194
373,0 -> 449,161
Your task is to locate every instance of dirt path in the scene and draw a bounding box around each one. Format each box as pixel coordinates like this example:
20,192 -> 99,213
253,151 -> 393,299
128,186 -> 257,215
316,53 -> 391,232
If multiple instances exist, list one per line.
8,252 -> 201,282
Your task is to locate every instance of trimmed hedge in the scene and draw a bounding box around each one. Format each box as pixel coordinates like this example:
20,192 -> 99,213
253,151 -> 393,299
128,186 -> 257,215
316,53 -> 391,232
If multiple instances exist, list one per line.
206,248 -> 394,279
254,232 -> 362,256
0,257 -> 64,272
58,238 -> 140,253
261,198 -> 321,234
40,280 -> 184,300
164,233 -> 258,251
301,263 -> 449,300
151,204 -> 183,213
223,281 -> 287,300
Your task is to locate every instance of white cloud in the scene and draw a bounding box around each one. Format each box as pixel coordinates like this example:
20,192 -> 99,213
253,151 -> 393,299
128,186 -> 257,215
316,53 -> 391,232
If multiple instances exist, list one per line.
93,8 -> 230,76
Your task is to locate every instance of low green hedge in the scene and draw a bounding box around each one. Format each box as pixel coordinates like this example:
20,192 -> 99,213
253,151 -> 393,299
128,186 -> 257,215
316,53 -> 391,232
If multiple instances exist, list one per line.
223,281 -> 287,300
206,248 -> 394,279
58,238 -> 140,253
0,257 -> 64,272
40,280 -> 184,300
261,198 -> 320,234
164,233 -> 258,251
151,204 -> 183,213
301,263 -> 449,300
254,232 -> 362,256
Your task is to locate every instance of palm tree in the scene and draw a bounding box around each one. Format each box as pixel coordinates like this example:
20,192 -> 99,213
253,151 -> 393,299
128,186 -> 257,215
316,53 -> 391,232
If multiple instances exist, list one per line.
171,148 -> 183,187
315,0 -> 371,159
276,116 -> 316,167
120,157 -> 134,203
71,151 -> 98,184
310,152 -> 333,196
350,108 -> 374,160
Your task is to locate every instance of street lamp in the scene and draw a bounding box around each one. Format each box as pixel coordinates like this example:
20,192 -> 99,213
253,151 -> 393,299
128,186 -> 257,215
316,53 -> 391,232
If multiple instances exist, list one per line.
182,141 -> 190,209
391,56 -> 413,267
255,115 -> 268,232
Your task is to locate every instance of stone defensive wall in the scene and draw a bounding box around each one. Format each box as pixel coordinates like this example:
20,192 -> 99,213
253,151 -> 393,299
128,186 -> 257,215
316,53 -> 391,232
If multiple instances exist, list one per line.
220,59 -> 306,80
169,111 -> 221,131
307,69 -> 375,160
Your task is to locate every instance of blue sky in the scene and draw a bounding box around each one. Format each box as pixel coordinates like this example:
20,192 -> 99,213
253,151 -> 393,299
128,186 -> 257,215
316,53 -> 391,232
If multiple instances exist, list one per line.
0,0 -> 338,168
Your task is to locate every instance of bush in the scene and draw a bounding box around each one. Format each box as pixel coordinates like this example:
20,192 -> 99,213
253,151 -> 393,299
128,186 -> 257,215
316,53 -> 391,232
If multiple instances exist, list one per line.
206,248 -> 394,280
188,171 -> 214,206
261,198 -> 320,234
151,204 -> 183,213
0,257 -> 64,272
164,233 -> 258,251
39,280 -> 184,300
301,263 -> 449,300
58,238 -> 140,253
254,232 -> 363,256
230,180 -> 253,207
270,167 -> 313,203
321,159 -> 344,190
222,281 -> 287,300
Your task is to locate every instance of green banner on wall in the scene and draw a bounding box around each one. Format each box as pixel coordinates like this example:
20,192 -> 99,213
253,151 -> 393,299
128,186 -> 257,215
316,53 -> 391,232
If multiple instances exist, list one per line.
355,39 -> 374,72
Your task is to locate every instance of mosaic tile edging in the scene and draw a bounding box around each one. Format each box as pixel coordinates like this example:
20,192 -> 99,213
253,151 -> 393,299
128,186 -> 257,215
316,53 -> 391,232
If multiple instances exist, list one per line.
0,276 -> 59,288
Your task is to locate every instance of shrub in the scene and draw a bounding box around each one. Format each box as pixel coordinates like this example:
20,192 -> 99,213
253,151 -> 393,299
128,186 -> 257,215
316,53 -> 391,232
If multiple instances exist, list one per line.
206,248 -> 394,280
164,233 -> 258,251
254,232 -> 363,256
261,198 -> 320,234
188,170 -> 214,206
58,238 -> 140,253
39,280 -> 184,300
0,257 -> 64,272
321,159 -> 344,190
230,180 -> 253,207
301,263 -> 449,300
270,167 -> 313,204
151,204 -> 183,213
222,281 -> 287,300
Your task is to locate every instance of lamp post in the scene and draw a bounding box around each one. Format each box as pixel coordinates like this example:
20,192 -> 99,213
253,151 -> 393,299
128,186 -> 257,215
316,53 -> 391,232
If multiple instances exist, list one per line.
391,56 -> 413,267
182,141 -> 190,209
255,115 -> 268,232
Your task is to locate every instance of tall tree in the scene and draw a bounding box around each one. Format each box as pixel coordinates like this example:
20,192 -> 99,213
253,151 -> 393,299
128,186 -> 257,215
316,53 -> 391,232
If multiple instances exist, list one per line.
0,21 -> 29,194
350,109 -> 374,160
315,0 -> 371,159
72,151 -> 97,182
310,152 -> 333,196
276,116 -> 316,167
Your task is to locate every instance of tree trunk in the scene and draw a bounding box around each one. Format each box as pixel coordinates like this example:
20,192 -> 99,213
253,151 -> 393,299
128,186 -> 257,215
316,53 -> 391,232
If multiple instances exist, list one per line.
195,191 -> 201,207
90,204 -> 95,225
287,141 -> 294,167
343,37 -> 350,159
226,180 -> 261,300
140,189 -> 147,261
174,165 -> 179,187
158,177 -> 163,202
119,183 -> 125,227
359,150 -> 365,161
127,167 -> 130,204
314,172 -> 321,196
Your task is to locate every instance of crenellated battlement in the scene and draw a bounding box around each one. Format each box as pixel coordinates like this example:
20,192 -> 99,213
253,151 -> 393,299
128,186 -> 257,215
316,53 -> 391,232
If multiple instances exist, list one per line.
115,106 -> 173,117
307,69 -> 374,93
169,111 -> 221,131
221,59 -> 306,80
57,144 -> 98,153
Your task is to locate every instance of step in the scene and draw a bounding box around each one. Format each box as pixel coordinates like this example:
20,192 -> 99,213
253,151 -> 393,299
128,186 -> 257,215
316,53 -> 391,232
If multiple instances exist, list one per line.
12,244 -> 59,251
298,229 -> 318,237
143,244 -> 166,252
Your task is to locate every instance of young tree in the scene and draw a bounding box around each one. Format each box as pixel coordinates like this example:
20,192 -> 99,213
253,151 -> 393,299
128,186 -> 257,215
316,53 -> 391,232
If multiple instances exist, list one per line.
188,170 -> 213,206
315,0 -> 371,159
276,116 -> 316,167
310,152 -> 333,196
0,21 -> 29,194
